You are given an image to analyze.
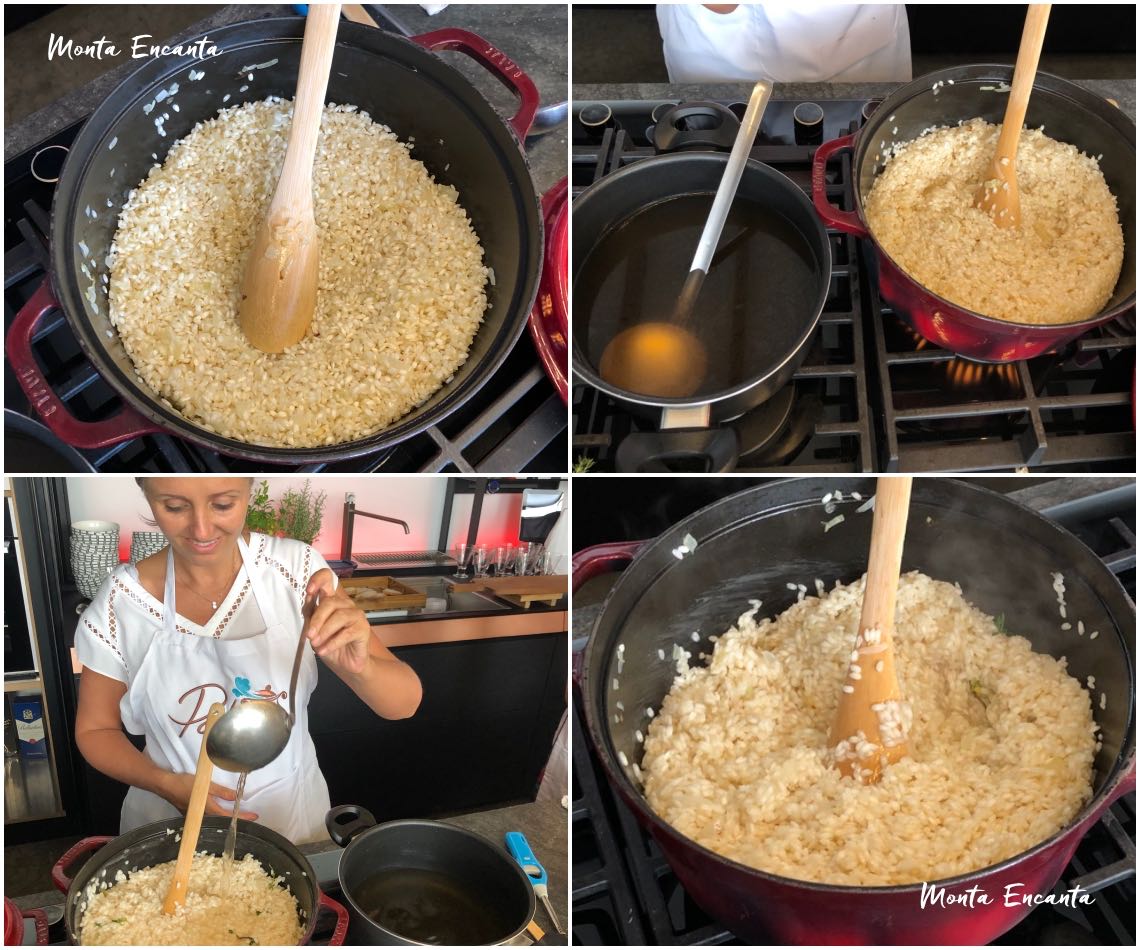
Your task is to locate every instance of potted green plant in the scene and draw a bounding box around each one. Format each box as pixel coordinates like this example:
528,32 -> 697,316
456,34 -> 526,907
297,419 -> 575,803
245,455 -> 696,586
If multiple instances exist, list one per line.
276,480 -> 327,545
245,480 -> 278,535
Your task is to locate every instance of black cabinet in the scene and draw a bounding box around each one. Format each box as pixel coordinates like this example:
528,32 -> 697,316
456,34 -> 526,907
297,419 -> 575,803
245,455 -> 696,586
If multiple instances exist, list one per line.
309,632 -> 567,821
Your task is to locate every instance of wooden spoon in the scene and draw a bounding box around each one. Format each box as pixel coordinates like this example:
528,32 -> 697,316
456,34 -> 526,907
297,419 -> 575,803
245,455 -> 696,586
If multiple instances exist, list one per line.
828,477 -> 913,784
237,3 -> 341,353
973,4 -> 1052,228
597,81 -> 772,398
162,702 -> 225,915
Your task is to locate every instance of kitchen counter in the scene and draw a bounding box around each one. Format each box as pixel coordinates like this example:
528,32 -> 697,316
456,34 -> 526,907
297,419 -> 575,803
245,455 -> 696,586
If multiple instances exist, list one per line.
572,79 -> 1136,122
13,796 -> 569,943
6,4 -> 568,195
356,574 -> 567,648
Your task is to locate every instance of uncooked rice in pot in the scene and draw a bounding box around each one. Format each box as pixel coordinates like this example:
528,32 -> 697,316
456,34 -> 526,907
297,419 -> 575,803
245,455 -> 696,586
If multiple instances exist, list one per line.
108,98 -> 489,447
80,853 -> 303,945
864,119 -> 1123,325
641,572 -> 1096,886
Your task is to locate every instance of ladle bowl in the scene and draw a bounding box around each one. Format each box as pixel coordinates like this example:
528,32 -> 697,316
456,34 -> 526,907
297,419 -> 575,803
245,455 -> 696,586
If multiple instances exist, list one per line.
206,700 -> 293,774
597,322 -> 707,398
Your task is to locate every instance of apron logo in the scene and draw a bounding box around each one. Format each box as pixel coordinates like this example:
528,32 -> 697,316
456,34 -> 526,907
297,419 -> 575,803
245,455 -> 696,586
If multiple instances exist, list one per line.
232,675 -> 287,704
169,678 -> 288,737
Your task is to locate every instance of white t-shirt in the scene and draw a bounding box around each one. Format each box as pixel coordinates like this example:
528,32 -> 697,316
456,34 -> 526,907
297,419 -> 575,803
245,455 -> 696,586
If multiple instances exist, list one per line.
75,533 -> 331,711
657,3 -> 912,84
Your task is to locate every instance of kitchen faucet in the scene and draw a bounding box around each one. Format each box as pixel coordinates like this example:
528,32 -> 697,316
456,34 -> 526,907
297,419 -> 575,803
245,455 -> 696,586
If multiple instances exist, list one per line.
340,492 -> 410,561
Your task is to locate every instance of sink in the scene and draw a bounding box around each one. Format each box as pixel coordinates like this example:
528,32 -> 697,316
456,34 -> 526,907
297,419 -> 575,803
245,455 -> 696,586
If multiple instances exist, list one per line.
445,590 -> 510,613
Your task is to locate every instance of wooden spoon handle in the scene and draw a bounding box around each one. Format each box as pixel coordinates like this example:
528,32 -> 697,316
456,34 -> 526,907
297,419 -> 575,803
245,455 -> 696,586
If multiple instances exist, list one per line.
278,4 -> 341,202
994,4 -> 1051,159
162,702 -> 225,915
858,476 -> 913,640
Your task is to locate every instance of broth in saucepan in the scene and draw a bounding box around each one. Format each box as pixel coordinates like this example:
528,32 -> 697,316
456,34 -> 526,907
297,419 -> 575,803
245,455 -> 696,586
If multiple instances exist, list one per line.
355,867 -> 512,945
576,193 -> 819,398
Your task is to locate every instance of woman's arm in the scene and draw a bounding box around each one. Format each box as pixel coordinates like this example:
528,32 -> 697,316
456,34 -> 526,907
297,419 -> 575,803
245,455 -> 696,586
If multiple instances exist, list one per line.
305,570 -> 423,720
75,667 -> 257,819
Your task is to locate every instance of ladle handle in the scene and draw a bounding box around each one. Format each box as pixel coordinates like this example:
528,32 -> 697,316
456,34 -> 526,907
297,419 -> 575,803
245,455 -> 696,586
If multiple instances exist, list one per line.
162,702 -> 224,915
289,595 -> 317,725
689,80 -> 772,274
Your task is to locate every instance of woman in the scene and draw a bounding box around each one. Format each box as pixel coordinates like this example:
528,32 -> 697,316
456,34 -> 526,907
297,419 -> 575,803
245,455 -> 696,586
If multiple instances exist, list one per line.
657,3 -> 912,84
74,477 -> 422,843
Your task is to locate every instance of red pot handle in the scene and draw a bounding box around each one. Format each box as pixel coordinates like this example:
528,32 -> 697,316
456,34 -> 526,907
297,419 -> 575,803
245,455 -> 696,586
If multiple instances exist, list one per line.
51,836 -> 112,893
410,29 -> 539,142
6,279 -> 162,449
24,907 -> 49,946
319,892 -> 350,946
572,541 -> 645,594
811,133 -> 869,238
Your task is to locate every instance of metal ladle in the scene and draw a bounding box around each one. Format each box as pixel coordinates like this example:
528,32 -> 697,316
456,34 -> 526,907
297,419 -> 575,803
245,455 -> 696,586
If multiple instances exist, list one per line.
206,598 -> 316,773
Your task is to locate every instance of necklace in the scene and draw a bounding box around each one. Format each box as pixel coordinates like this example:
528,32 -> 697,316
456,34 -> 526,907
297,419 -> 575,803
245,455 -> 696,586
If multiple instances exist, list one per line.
177,548 -> 241,610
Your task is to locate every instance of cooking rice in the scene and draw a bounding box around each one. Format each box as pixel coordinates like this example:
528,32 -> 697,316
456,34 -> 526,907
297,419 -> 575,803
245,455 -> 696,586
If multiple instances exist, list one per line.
641,572 -> 1097,886
108,98 -> 489,447
79,853 -> 303,945
864,118 -> 1123,325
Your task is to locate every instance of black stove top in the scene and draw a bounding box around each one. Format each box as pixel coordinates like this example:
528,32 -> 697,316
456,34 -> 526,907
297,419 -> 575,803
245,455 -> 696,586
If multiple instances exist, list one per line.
4,118 -> 565,474
571,482 -> 1137,945
571,98 -> 1136,473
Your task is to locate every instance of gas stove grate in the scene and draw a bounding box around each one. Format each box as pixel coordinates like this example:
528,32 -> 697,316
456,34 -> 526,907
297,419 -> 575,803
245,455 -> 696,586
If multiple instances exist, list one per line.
4,119 -> 564,474
570,98 -> 1136,473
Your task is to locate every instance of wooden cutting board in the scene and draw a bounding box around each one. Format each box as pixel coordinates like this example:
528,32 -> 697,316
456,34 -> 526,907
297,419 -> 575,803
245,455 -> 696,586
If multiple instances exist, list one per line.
448,575 -> 568,599
341,575 -> 426,609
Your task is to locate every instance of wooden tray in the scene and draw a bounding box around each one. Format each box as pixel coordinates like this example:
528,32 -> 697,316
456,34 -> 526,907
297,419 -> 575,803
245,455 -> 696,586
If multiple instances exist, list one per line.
448,574 -> 567,600
340,575 -> 426,610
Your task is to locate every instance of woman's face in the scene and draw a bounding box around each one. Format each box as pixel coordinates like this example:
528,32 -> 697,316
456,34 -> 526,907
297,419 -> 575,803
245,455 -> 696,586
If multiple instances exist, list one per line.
143,478 -> 250,564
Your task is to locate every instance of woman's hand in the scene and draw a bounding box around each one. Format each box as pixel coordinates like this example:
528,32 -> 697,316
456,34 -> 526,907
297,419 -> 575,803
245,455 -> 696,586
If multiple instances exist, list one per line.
157,771 -> 259,821
305,568 -> 373,674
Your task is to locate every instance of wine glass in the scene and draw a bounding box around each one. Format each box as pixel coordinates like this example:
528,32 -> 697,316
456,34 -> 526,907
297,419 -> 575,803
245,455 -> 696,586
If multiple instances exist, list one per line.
453,543 -> 471,578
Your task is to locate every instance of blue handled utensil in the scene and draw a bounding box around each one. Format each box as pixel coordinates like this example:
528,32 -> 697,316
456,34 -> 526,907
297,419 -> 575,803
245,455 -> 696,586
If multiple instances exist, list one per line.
505,831 -> 563,934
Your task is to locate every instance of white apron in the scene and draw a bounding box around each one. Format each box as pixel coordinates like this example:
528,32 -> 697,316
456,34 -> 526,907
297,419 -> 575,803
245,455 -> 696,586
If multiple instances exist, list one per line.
657,3 -> 912,84
120,537 -> 331,843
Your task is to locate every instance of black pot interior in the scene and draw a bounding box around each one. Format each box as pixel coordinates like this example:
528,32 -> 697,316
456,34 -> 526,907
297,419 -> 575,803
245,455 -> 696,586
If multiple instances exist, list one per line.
854,65 -> 1136,313
338,821 -> 532,945
571,154 -> 831,403
65,818 -> 317,943
53,17 -> 540,459
586,478 -> 1135,819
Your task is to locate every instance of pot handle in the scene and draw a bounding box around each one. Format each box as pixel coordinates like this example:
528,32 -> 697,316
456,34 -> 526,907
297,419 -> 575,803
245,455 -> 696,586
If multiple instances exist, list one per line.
5,279 -> 162,449
571,542 -> 644,594
571,542 -> 643,685
615,428 -> 739,473
325,804 -> 377,848
811,133 -> 869,238
23,907 -> 50,946
51,836 -> 112,893
410,29 -> 540,142
318,892 -> 350,946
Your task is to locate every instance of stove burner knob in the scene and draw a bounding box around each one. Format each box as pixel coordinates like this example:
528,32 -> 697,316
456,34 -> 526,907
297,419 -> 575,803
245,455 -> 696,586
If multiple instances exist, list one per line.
793,102 -> 824,145
579,102 -> 614,133
861,99 -> 883,124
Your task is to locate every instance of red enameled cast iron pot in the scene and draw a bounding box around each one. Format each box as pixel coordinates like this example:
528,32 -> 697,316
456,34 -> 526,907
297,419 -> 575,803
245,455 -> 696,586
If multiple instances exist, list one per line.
574,478 -> 1135,945
51,818 -> 348,945
812,65 -> 1135,362
6,17 -> 543,464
